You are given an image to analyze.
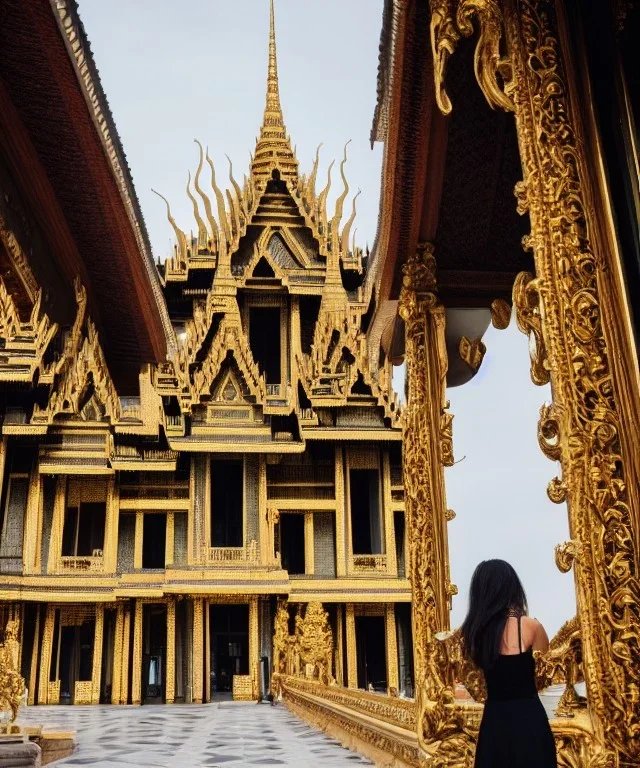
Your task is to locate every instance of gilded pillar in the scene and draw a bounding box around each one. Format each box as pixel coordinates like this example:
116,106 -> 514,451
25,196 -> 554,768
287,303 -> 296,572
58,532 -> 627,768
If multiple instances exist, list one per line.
385,604 -> 399,693
335,604 -> 344,686
382,450 -> 397,576
47,478 -> 66,574
166,598 -> 176,704
258,456 -> 268,564
166,512 -> 175,567
131,599 -> 143,705
91,604 -> 104,704
503,2 -> 640,760
304,512 -> 314,575
192,597 -> 204,704
120,604 -> 131,705
249,596 -> 259,699
104,478 -> 119,573
345,603 -> 357,689
398,243 -> 454,696
28,605 -> 41,706
133,512 -> 143,570
204,601 -> 211,704
23,468 -> 41,574
111,603 -> 124,705
37,605 -> 55,704
334,447 -> 346,577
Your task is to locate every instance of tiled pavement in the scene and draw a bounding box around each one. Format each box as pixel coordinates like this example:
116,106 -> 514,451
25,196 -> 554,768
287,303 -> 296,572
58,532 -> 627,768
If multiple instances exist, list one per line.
16,702 -> 373,767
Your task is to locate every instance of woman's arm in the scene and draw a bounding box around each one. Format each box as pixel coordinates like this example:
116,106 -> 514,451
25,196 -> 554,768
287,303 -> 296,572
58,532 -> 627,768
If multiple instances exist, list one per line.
530,618 -> 550,653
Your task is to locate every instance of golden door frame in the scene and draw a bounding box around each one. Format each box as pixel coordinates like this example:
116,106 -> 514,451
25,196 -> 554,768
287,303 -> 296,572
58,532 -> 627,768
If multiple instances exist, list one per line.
401,1 -> 640,766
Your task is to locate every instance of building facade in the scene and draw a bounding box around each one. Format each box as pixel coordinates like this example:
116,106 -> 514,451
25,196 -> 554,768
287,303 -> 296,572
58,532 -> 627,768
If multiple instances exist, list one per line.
0,0 -> 412,706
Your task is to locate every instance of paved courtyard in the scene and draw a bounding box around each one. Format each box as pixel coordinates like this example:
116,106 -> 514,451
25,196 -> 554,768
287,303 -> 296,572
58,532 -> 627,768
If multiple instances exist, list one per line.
16,702 -> 372,767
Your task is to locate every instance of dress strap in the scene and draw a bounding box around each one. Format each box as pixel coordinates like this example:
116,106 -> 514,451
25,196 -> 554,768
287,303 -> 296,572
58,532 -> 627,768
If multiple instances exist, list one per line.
517,615 -> 523,653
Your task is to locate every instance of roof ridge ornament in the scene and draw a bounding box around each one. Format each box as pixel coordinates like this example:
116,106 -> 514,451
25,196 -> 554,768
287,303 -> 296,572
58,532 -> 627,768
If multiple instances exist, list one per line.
251,0 -> 299,188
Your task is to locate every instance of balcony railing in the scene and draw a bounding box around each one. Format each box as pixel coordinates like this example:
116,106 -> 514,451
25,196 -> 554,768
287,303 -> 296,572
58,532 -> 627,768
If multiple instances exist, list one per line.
60,552 -> 104,572
266,383 -> 282,397
352,554 -> 388,573
203,540 -> 259,565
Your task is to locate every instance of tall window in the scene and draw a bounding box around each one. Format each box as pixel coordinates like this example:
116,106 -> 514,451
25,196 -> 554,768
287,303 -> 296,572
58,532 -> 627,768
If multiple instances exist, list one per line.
349,469 -> 382,555
249,307 -> 281,384
211,459 -> 243,547
142,514 -> 166,569
61,502 -> 106,556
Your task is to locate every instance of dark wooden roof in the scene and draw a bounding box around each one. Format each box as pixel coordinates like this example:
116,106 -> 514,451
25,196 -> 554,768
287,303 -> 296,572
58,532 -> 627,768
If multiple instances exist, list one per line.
0,0 -> 173,391
368,1 -> 533,319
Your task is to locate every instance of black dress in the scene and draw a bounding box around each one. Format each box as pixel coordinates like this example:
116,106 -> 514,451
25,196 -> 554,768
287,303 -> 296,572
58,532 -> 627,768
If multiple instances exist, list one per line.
474,619 -> 557,767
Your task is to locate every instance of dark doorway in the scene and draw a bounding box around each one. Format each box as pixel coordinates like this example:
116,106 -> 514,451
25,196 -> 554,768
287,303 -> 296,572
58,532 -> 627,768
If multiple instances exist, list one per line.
356,616 -> 387,692
57,619 -> 95,704
211,459 -> 243,547
249,306 -> 281,383
142,604 -> 167,703
350,469 -> 382,554
280,514 -> 305,574
210,604 -> 249,696
142,514 -> 166,569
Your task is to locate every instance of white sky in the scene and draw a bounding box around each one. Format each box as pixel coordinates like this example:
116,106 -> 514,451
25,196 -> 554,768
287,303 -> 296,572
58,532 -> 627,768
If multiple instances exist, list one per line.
78,0 -> 575,636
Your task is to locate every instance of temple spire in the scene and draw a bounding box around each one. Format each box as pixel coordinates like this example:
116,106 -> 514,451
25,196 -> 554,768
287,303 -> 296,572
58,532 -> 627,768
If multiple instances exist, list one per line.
251,0 -> 298,188
265,0 -> 283,128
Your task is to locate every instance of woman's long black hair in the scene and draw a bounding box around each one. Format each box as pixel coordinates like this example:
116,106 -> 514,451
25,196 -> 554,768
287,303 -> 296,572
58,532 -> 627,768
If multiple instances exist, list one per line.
461,559 -> 528,670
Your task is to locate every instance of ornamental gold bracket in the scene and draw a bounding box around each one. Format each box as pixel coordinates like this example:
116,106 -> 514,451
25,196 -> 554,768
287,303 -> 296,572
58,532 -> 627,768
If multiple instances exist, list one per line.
429,0 -> 514,115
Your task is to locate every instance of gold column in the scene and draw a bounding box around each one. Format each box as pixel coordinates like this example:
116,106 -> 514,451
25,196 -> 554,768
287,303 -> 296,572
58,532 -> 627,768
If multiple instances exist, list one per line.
120,605 -> 131,705
334,447 -> 346,577
166,512 -> 175,566
166,598 -> 176,704
385,604 -> 399,693
204,601 -> 211,703
258,456 -> 268,564
382,450 -> 397,576
28,605 -> 40,706
345,603 -> 357,689
111,603 -> 124,705
192,597 -> 204,704
47,478 -> 66,574
23,469 -> 42,574
304,512 -> 314,575
104,478 -> 119,573
249,596 -> 259,699
335,604 -> 344,686
204,457 -> 211,550
91,604 -> 104,704
37,605 -> 55,704
188,457 -> 196,564
134,512 -> 143,569
398,243 -> 454,696
502,2 -> 640,760
131,599 -> 143,705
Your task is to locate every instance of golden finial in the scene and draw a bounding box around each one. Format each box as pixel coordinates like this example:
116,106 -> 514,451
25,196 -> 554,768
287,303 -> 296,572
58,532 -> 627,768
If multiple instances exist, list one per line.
251,0 -> 298,187
265,0 -> 283,129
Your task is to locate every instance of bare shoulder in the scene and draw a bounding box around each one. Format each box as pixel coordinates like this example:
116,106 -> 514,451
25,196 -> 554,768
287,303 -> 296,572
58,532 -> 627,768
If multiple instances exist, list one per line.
523,616 -> 550,652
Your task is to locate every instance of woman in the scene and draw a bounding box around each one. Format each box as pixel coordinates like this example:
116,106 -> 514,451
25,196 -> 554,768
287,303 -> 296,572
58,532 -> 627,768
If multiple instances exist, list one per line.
461,559 -> 557,767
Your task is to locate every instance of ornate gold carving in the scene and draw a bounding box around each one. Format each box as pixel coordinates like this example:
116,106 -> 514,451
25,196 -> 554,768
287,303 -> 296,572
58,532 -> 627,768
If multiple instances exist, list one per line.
534,617 -> 584,718
0,278 -> 58,382
513,271 -> 549,386
506,0 -> 640,760
32,280 -> 119,423
0,619 -> 25,722
430,0 -> 513,116
458,336 -> 486,374
490,298 -> 511,330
